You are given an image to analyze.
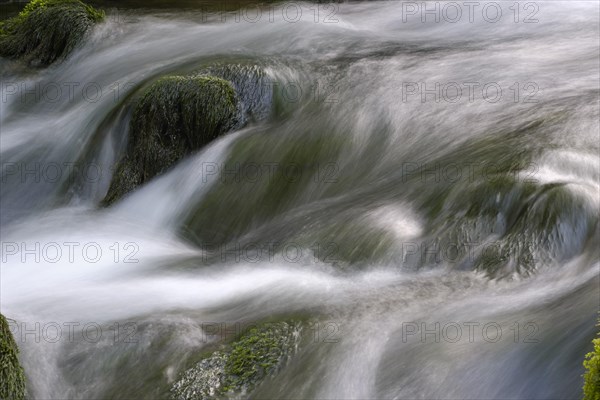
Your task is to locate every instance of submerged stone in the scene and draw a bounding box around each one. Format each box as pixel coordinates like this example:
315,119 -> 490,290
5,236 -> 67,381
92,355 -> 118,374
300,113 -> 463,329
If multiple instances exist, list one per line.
184,129 -> 346,246
419,175 -> 598,278
0,0 -> 105,66
103,75 -> 238,204
0,313 -> 26,400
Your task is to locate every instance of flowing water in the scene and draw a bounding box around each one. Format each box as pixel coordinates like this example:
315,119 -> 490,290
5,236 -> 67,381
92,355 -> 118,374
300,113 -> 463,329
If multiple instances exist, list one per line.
1,1 -> 599,398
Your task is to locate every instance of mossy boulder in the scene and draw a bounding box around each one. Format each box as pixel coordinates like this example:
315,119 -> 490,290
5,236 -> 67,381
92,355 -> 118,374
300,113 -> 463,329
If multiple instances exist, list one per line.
0,0 -> 105,66
194,63 -> 273,128
103,75 -> 238,204
170,322 -> 300,399
584,322 -> 600,400
0,313 -> 26,400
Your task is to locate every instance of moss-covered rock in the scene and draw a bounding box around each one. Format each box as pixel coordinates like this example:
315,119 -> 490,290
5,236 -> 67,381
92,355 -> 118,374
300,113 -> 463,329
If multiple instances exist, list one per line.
584,322 -> 600,400
0,0 -> 104,66
0,313 -> 26,400
170,322 -> 300,400
103,75 -> 238,204
194,63 -> 273,128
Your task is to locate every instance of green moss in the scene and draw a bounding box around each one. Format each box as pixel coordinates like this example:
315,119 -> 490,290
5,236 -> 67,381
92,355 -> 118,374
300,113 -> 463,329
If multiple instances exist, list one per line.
0,0 -> 105,66
0,314 -> 26,400
170,322 -> 299,399
222,323 -> 295,392
103,75 -> 238,204
17,0 -> 104,25
584,323 -> 600,400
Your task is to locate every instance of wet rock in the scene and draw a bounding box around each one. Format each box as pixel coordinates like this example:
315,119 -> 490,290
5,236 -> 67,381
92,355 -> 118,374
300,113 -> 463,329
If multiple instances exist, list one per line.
194,63 -> 273,127
0,0 -> 105,66
171,322 -> 300,400
0,313 -> 26,400
103,63 -> 275,205
103,75 -> 238,204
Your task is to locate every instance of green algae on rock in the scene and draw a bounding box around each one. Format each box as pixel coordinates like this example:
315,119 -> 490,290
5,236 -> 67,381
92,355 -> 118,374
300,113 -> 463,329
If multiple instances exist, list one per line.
0,0 -> 105,66
0,314 -> 26,400
171,322 -> 300,400
103,75 -> 238,204
584,320 -> 600,400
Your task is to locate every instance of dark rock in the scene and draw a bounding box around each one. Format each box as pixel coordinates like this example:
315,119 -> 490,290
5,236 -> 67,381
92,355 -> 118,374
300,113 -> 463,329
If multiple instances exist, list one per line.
0,313 -> 26,400
195,63 -> 274,127
0,0 -> 105,66
103,75 -> 238,204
